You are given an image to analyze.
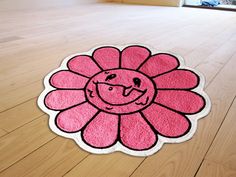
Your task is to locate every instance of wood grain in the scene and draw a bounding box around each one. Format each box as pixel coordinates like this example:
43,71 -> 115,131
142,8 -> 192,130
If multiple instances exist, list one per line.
0,98 -> 43,132
64,153 -> 144,177
0,129 -> 7,137
205,97 -> 236,170
195,40 -> 236,86
0,36 -> 23,44
0,82 -> 43,112
0,137 -> 88,177
196,160 -> 236,177
0,116 -> 56,172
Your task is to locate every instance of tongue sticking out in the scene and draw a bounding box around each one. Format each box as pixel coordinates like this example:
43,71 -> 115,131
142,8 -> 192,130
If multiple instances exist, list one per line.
97,83 -> 145,105
123,87 -> 133,96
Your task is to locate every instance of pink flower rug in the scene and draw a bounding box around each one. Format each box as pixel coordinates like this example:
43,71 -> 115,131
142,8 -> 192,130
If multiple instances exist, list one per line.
38,45 -> 211,156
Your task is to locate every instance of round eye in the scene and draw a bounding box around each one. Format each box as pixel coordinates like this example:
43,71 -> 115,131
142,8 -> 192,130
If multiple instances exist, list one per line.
133,77 -> 141,87
108,87 -> 113,91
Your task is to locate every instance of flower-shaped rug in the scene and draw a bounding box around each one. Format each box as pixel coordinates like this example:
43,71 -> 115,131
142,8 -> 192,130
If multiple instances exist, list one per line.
38,45 -> 211,156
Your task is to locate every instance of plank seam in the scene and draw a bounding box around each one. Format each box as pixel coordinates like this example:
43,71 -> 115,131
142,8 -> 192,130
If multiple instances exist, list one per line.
202,159 -> 236,172
0,136 -> 57,173
194,96 -> 236,177
0,96 -> 38,114
62,154 -> 91,177
0,114 -> 45,137
204,51 -> 236,88
129,157 -> 147,177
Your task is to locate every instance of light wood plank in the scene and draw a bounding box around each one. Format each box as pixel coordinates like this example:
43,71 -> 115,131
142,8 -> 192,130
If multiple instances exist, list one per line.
0,98 -> 43,132
0,129 -> 7,137
1,7 -> 234,76
195,40 -> 236,86
195,160 -> 236,177
64,153 -> 144,177
175,20 -> 236,67
0,36 -> 23,44
205,97 -> 236,170
0,116 -> 56,172
0,81 -> 43,112
189,39 -> 236,68
0,137 -> 88,177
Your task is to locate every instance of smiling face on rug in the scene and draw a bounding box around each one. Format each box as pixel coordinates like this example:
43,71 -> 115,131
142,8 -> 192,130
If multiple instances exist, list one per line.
85,69 -> 156,114
39,45 -> 210,156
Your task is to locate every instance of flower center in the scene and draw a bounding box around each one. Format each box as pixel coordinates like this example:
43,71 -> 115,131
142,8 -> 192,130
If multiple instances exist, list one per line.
85,69 -> 156,114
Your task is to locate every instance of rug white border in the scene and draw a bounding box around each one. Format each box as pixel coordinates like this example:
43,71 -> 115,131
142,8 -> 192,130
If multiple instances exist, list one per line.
38,44 -> 211,157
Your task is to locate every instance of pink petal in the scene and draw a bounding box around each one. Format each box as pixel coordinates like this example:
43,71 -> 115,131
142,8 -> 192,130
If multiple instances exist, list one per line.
50,70 -> 89,89
68,55 -> 101,77
120,112 -> 157,150
93,47 -> 120,69
121,45 -> 150,69
142,104 -> 190,137
139,54 -> 179,77
56,102 -> 98,132
154,70 -> 199,89
155,90 -> 205,114
82,112 -> 118,147
45,90 -> 86,110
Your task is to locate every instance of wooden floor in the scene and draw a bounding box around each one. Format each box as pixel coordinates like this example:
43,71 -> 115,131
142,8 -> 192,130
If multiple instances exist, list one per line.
0,3 -> 236,177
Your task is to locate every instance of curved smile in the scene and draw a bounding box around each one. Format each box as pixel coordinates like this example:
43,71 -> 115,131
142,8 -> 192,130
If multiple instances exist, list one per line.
94,82 -> 147,106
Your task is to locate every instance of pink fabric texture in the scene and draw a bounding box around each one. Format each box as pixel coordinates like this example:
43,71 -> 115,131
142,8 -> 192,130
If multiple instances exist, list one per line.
45,90 -> 85,110
68,55 -> 101,77
93,47 -> 120,69
83,112 -> 118,147
120,113 -> 157,150
56,102 -> 98,132
50,71 -> 88,89
153,70 -> 198,89
154,90 -> 204,114
121,46 -> 150,69
142,104 -> 190,137
42,45 -> 207,152
139,54 -> 179,77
